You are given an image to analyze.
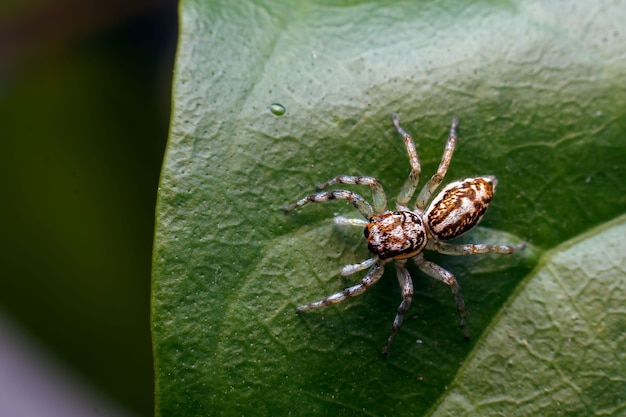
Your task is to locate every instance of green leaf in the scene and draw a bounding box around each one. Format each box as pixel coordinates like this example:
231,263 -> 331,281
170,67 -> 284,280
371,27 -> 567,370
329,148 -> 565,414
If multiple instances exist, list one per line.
431,214 -> 626,416
152,1 -> 626,415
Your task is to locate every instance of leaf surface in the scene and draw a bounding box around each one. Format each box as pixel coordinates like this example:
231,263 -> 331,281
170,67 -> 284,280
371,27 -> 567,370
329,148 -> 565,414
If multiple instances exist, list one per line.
153,1 -> 626,415
431,215 -> 626,416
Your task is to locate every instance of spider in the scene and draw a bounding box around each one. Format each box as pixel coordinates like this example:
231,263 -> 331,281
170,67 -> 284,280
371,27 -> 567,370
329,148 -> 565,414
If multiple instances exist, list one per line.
283,114 -> 525,355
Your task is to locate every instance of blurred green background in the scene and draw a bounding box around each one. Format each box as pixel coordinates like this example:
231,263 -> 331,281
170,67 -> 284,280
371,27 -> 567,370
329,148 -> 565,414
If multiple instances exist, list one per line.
0,1 -> 177,415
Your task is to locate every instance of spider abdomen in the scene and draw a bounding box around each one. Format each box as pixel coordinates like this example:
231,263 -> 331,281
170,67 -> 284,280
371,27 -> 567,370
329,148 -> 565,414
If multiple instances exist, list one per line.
425,176 -> 495,240
365,211 -> 427,259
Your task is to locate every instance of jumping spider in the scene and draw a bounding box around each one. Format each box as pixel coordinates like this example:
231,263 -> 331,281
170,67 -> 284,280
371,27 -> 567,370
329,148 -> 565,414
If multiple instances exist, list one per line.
283,114 -> 524,355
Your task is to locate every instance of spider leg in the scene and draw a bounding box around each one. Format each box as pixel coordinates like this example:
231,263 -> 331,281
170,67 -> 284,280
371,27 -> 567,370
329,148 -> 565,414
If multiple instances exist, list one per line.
316,175 -> 387,214
382,259 -> 413,356
283,190 -> 374,219
333,216 -> 368,227
427,240 -> 526,255
341,257 -> 377,276
415,118 -> 458,210
392,114 -> 421,209
296,261 -> 386,311
413,253 -> 470,340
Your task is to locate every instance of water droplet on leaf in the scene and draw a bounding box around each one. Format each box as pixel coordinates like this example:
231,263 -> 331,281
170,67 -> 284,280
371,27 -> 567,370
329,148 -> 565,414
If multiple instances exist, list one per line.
269,103 -> 286,116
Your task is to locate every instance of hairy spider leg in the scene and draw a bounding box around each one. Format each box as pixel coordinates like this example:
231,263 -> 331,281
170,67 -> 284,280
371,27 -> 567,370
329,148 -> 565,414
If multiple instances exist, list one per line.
413,253 -> 470,340
333,216 -> 368,227
391,113 -> 422,210
382,259 -> 414,355
283,190 -> 374,219
427,240 -> 526,255
296,261 -> 387,311
316,175 -> 387,214
415,118 -> 458,211
340,257 -> 378,277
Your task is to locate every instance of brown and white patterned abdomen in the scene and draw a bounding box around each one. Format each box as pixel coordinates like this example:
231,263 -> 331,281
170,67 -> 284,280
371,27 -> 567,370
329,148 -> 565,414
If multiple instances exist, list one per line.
424,176 -> 496,241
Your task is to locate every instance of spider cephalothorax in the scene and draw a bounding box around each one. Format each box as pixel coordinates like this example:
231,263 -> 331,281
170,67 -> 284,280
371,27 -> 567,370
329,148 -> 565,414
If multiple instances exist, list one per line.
283,114 -> 524,355
365,211 -> 426,259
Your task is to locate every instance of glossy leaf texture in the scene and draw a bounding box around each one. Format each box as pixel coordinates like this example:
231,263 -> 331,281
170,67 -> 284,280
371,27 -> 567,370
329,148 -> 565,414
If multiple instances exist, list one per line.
152,1 -> 626,415
431,214 -> 626,416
